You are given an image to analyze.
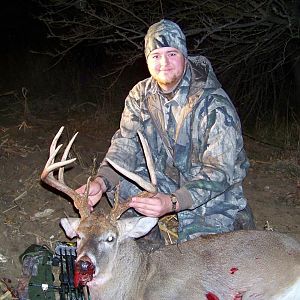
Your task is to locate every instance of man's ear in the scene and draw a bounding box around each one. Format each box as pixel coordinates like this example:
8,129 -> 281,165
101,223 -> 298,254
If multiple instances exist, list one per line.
117,217 -> 158,241
60,218 -> 81,239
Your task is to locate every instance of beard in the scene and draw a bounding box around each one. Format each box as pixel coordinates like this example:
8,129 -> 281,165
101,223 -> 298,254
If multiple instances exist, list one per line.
153,72 -> 181,87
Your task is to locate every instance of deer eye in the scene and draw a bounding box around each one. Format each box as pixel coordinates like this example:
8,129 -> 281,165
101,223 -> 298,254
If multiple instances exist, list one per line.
106,235 -> 115,243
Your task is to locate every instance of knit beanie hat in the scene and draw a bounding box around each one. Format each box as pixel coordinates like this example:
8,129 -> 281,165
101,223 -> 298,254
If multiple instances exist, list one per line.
144,19 -> 187,58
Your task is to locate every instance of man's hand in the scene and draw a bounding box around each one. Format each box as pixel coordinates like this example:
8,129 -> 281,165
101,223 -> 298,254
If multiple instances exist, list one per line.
129,193 -> 177,217
75,177 -> 107,211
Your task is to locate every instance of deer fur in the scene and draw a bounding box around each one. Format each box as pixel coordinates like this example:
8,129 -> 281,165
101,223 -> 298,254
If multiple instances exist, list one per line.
61,212 -> 300,300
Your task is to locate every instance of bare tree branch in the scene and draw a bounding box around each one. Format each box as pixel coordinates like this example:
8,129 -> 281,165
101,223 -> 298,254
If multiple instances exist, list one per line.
35,0 -> 300,119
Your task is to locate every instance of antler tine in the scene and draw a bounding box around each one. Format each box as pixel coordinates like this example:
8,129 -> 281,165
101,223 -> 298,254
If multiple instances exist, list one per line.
58,131 -> 79,183
106,158 -> 157,193
109,185 -> 130,222
41,127 -> 90,219
49,126 -> 64,162
105,131 -> 157,193
105,131 -> 158,221
43,131 -> 77,175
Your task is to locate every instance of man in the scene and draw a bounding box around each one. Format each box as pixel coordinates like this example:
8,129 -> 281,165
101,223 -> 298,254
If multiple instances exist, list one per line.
76,19 -> 255,242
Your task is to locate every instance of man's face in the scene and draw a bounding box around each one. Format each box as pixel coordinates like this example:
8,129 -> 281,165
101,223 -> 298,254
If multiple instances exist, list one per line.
147,47 -> 186,93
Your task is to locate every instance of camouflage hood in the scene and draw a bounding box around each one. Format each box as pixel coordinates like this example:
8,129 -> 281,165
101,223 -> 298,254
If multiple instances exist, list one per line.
188,55 -> 222,98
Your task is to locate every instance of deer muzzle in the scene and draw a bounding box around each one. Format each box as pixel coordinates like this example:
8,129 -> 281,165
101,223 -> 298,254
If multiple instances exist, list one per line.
74,256 -> 95,287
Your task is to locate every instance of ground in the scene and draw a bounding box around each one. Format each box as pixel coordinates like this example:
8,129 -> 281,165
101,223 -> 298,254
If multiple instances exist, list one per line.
0,99 -> 299,295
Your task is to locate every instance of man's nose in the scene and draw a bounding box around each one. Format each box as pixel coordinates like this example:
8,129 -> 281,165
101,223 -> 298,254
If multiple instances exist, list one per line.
160,55 -> 169,66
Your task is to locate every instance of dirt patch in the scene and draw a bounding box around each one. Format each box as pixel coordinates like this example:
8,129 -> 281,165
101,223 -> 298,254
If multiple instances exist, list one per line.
0,106 -> 299,289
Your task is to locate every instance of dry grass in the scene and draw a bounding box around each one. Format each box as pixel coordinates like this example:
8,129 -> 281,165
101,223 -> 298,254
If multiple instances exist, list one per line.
0,130 -> 39,158
159,214 -> 179,245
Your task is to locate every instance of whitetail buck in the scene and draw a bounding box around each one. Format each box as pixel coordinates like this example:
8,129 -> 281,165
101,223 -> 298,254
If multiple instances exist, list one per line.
41,127 -> 300,300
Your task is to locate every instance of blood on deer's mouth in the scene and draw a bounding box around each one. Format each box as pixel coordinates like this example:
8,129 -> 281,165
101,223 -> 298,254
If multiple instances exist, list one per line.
74,259 -> 95,287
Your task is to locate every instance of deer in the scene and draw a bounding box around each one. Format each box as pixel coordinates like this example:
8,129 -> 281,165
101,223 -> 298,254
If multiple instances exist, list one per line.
41,126 -> 300,300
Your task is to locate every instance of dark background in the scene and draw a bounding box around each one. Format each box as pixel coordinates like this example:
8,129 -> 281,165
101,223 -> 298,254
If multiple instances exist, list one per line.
1,0 -> 300,148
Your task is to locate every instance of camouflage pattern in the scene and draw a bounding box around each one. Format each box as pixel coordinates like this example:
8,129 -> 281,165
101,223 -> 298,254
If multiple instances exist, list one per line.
98,55 -> 251,242
144,19 -> 188,58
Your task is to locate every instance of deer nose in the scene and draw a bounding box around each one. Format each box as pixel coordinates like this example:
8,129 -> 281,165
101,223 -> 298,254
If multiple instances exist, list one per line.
76,259 -> 92,272
76,256 -> 94,272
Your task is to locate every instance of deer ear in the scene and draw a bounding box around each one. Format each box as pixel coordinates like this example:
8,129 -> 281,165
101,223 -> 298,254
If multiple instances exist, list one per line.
60,218 -> 81,239
117,217 -> 158,240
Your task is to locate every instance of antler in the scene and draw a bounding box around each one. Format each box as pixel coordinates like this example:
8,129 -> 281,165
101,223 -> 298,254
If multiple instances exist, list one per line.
109,185 -> 129,221
106,130 -> 158,221
41,126 -> 90,219
106,130 -> 157,194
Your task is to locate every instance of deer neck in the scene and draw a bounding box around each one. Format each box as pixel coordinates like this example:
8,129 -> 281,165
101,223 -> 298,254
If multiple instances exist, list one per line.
89,239 -> 150,300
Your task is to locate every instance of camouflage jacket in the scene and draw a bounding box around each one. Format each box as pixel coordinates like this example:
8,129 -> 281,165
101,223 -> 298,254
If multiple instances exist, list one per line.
98,55 -> 250,241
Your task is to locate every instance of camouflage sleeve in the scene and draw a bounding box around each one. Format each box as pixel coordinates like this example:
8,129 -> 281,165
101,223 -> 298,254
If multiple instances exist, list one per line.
174,104 -> 246,210
97,82 -> 145,188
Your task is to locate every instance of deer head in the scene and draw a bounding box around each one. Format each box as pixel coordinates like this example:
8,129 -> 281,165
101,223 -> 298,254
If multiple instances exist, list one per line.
41,127 -> 159,287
